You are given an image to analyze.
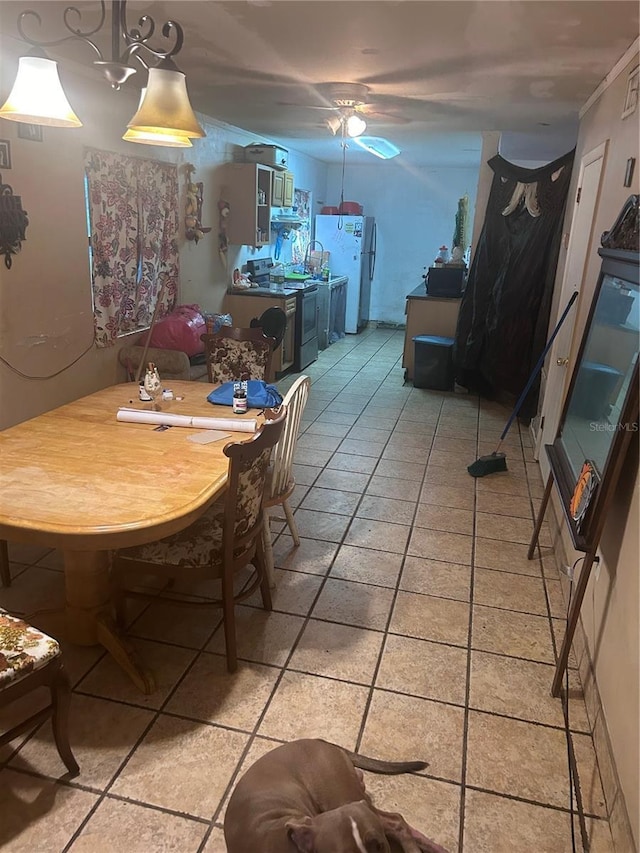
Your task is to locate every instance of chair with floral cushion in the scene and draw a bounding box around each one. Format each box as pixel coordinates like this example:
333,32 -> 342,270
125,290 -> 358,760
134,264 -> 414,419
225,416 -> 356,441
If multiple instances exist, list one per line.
200,326 -> 276,385
262,375 -> 311,587
112,406 -> 287,673
0,610 -> 79,776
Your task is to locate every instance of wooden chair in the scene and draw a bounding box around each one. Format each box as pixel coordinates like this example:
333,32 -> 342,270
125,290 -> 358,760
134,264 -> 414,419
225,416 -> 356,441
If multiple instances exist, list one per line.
1,540 -> 10,587
0,610 -> 79,776
262,376 -> 311,586
200,326 -> 276,385
112,407 -> 287,673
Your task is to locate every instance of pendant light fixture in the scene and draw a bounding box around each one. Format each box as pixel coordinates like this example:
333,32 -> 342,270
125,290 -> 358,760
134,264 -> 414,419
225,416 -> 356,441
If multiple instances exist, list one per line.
122,88 -> 192,147
0,1 -> 205,145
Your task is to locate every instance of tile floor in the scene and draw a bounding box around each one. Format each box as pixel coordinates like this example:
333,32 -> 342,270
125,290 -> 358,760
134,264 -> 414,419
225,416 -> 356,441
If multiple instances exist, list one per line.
0,328 -> 616,852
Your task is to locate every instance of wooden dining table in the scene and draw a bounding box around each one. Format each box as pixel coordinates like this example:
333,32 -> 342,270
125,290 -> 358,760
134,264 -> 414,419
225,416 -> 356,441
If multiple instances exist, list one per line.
0,380 -> 262,692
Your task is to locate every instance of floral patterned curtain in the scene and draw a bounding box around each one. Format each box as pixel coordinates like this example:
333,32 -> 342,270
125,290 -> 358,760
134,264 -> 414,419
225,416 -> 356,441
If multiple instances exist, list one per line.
85,149 -> 179,347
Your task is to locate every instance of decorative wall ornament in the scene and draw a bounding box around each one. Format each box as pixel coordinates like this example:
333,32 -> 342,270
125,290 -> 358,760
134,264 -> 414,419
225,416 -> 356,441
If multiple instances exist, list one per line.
218,198 -> 230,267
621,64 -> 639,120
0,140 -> 11,169
0,172 -> 29,268
184,164 -> 211,244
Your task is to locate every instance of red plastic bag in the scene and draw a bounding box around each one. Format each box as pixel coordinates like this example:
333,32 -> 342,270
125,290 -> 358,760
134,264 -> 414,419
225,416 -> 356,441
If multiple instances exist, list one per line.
147,304 -> 206,357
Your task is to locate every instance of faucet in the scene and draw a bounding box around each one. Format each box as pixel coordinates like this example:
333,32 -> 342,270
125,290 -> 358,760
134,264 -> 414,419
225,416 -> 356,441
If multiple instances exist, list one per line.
304,240 -> 324,276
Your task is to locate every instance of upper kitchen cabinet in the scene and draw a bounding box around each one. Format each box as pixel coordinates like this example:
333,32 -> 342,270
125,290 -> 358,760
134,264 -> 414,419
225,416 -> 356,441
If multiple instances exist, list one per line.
272,170 -> 295,208
220,163 -> 272,247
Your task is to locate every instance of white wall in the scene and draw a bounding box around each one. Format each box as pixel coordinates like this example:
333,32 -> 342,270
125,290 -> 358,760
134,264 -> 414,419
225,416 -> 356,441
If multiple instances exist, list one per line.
323,161 -> 480,325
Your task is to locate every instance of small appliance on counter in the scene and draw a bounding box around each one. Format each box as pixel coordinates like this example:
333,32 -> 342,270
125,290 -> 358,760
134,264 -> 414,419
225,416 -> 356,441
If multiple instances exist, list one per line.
422,265 -> 466,298
245,257 -> 273,287
243,143 -> 289,170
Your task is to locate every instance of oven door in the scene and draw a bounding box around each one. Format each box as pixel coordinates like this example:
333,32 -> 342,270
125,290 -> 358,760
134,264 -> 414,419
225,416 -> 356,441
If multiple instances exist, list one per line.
301,286 -> 318,344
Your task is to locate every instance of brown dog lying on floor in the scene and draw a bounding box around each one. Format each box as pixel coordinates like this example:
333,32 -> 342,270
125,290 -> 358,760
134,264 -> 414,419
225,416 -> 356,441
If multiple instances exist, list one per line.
224,738 -> 449,852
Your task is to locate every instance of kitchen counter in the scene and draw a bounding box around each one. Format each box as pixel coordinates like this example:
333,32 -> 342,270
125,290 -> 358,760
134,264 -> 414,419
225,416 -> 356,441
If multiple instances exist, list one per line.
228,286 -> 300,298
406,283 -> 462,302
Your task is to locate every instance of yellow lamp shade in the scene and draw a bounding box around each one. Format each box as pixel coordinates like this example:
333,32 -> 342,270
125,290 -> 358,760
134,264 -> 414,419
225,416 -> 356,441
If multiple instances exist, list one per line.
122,127 -> 192,147
127,64 -> 204,139
0,55 -> 82,127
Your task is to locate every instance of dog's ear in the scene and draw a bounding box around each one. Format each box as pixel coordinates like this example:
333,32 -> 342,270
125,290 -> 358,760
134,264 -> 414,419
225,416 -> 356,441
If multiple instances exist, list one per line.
286,817 -> 315,852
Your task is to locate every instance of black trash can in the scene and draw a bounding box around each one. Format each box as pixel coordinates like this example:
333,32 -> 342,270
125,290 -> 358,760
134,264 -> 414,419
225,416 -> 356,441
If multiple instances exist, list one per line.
413,335 -> 455,390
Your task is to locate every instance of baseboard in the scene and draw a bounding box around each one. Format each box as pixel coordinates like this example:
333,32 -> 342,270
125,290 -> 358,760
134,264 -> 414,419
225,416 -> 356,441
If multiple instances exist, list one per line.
371,321 -> 407,330
546,503 -> 637,853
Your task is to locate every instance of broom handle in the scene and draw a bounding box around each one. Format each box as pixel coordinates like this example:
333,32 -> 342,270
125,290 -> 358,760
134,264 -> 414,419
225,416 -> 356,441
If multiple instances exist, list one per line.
134,275 -> 168,385
498,290 -> 579,444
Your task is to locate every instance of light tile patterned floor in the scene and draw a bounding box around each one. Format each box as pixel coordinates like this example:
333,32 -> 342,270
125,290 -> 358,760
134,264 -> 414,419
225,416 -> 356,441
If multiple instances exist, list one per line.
0,329 -> 615,852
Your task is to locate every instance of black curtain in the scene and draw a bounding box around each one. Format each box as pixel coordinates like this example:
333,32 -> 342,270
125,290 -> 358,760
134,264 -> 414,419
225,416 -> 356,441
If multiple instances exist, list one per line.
454,149 -> 575,419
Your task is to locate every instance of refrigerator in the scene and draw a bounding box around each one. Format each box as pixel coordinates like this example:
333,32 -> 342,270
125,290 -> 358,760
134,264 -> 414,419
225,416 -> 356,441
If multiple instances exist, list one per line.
314,215 -> 376,334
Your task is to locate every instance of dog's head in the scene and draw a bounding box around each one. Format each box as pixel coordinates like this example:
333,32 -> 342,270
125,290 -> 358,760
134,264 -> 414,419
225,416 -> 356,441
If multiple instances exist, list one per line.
286,801 -> 391,853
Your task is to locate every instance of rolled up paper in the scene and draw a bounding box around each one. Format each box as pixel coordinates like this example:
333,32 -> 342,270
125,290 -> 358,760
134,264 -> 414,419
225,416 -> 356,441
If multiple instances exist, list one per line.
117,407 -> 257,433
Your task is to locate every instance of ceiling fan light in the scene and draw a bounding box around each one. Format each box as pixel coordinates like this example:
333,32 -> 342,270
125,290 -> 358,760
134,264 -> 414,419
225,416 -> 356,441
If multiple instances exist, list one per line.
127,62 -> 205,138
352,136 -> 401,159
345,113 -> 367,138
326,115 -> 342,136
0,54 -> 82,127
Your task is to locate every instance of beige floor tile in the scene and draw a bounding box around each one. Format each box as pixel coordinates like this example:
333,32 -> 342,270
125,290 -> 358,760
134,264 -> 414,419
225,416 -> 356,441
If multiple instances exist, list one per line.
258,671 -> 368,749
10,694 -> 154,789
112,715 -> 248,818
366,475 -> 421,501
475,537 -> 542,577
288,508 -> 351,543
356,494 -> 416,525
0,567 -> 66,624
400,557 -> 471,601
472,604 -> 555,663
363,772 -> 460,853
312,577 -> 395,630
330,544 -> 403,587
408,528 -> 473,565
585,817 -> 616,853
414,504 -> 474,535
127,601 -> 220,649
432,436 -> 477,454
469,651 -> 565,727
206,606 -> 304,667
304,420 -> 352,437
291,463 -> 322,486
391,591 -> 469,646
360,690 -> 465,783
58,641 -> 107,688
165,652 -> 280,730
476,512 -> 538,546
69,795 -> 207,852
423,467 -> 471,489
293,446 -> 333,467
387,432 -> 436,449
345,516 -> 411,554
76,637 -> 197,710
475,473 -> 530,498
0,768 -> 99,852
327,452 -> 378,475
347,425 -> 393,443
288,618 -> 384,683
381,442 -> 432,463
300,486 -> 361,515
466,711 -> 606,815
338,437 -> 386,457
474,567 -> 548,615
314,468 -> 370,492
476,490 -> 534,519
244,568 -> 323,615
375,459 -> 426,481
463,788 -> 574,853
296,432 -> 343,452
201,826 -> 227,852
419,483 -> 475,510
376,634 -> 467,705
5,542 -> 53,565
273,535 -> 337,575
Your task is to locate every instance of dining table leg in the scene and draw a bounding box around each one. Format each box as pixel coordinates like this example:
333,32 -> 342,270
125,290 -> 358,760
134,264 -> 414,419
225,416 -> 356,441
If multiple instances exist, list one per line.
59,550 -> 156,694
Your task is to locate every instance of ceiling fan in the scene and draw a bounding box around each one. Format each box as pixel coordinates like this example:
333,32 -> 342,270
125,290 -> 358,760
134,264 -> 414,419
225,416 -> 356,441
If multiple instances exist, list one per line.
282,82 -> 410,138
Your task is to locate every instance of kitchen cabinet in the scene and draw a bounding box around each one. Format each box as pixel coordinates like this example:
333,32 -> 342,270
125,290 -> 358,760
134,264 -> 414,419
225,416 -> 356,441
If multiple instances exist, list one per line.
220,163 -> 272,247
271,170 -> 295,207
223,290 -> 296,376
403,285 -> 461,380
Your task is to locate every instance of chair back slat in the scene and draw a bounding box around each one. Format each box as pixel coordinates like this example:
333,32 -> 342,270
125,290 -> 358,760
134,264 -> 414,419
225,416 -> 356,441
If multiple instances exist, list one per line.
267,376 -> 311,501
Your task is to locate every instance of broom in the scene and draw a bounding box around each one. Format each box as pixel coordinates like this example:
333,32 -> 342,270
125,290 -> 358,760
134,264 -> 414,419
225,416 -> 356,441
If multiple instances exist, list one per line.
468,290 -> 579,477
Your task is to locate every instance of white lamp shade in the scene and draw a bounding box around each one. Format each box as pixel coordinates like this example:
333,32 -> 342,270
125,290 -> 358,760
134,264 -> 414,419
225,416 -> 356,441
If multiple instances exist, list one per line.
346,114 -> 367,138
127,65 -> 205,138
0,55 -> 82,127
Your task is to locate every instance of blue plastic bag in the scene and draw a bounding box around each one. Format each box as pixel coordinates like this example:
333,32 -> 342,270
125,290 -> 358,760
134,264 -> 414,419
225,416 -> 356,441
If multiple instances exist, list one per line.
207,380 -> 283,408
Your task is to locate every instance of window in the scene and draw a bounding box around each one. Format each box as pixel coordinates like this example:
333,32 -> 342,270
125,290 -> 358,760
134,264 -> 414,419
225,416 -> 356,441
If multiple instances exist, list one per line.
84,148 -> 179,347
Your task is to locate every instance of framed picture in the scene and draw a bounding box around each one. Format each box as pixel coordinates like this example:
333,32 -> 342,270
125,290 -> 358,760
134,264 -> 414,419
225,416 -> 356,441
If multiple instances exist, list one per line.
17,123 -> 43,142
0,139 -> 11,169
621,64 -> 639,120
